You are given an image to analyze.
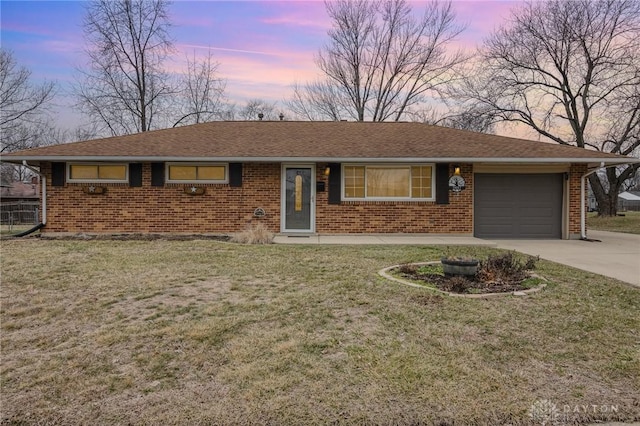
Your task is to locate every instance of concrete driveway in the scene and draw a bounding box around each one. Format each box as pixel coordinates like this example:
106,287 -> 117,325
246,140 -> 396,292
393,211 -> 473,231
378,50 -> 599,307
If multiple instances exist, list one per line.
275,231 -> 639,287
493,230 -> 640,287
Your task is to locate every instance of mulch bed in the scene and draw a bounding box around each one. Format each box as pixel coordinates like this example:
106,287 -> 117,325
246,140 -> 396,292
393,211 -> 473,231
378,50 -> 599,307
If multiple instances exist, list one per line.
37,233 -> 231,241
397,268 -> 534,294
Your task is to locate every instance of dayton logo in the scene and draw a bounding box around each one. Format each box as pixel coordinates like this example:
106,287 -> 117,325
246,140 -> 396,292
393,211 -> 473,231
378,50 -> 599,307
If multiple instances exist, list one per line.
529,399 -> 562,426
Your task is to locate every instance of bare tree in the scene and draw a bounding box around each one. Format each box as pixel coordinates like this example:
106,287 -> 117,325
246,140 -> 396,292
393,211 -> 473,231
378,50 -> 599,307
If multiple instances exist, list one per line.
0,49 -> 55,153
434,109 -> 496,133
172,50 -> 226,127
287,80 -> 347,121
76,0 -> 174,136
402,103 -> 496,133
233,99 -> 280,121
0,119 -> 67,183
624,169 -> 640,192
458,0 -> 640,216
289,0 -> 466,122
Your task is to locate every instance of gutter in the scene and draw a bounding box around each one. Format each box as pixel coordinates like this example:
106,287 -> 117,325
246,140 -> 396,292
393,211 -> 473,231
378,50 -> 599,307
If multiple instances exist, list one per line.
3,156 -> 639,165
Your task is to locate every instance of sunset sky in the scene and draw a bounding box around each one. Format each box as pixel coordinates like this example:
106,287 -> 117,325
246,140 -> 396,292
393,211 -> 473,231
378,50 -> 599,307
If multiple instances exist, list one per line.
1,0 -> 522,132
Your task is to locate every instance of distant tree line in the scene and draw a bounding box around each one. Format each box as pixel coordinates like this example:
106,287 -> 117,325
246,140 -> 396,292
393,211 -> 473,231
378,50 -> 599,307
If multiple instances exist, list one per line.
1,0 -> 638,215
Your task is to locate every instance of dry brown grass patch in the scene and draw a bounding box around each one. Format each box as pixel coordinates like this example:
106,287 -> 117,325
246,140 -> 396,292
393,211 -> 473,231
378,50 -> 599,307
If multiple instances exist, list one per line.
230,222 -> 274,244
1,241 -> 639,425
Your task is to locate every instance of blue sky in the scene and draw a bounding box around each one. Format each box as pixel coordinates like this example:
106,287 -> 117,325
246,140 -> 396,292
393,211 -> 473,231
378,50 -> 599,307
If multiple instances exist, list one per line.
1,0 -> 519,131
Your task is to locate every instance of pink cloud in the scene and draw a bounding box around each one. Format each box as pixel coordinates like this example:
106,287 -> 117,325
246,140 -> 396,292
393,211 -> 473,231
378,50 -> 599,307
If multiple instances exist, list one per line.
171,14 -> 216,28
213,50 -> 317,83
261,15 -> 329,29
166,42 -> 320,105
177,43 -> 287,57
42,40 -> 82,55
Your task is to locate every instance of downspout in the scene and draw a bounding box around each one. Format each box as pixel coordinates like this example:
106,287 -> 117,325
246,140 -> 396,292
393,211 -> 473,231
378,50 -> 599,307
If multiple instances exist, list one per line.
580,163 -> 603,240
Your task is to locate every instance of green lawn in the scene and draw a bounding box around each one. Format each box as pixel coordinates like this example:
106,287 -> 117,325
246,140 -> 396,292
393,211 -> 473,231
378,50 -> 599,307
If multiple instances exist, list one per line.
1,240 -> 639,425
587,210 -> 640,234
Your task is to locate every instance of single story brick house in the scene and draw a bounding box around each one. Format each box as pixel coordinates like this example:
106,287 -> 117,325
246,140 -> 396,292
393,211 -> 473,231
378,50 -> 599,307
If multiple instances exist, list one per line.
3,121 -> 637,239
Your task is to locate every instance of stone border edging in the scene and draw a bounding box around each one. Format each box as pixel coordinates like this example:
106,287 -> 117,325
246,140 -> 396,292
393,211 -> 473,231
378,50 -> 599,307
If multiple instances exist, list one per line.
378,261 -> 547,299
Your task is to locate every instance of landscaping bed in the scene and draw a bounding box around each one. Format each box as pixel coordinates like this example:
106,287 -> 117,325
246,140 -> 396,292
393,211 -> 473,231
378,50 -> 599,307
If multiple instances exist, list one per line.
394,252 -> 542,294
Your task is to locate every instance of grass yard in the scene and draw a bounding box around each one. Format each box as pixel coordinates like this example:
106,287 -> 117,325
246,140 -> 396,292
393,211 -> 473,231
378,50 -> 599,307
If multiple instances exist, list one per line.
1,240 -> 639,425
587,210 -> 640,234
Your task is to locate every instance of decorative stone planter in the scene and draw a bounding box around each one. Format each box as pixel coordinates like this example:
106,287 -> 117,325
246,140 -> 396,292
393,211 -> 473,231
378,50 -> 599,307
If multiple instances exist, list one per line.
440,257 -> 479,277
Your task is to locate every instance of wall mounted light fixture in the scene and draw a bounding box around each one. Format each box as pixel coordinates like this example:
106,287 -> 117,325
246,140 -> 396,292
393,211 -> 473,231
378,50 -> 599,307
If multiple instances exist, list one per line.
324,166 -> 331,176
453,165 -> 461,176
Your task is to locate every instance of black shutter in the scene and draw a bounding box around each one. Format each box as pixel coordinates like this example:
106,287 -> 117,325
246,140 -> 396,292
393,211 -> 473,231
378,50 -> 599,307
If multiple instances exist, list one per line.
51,162 -> 65,187
328,163 -> 341,205
129,163 -> 142,187
435,163 -> 450,205
229,163 -> 242,187
151,162 -> 164,187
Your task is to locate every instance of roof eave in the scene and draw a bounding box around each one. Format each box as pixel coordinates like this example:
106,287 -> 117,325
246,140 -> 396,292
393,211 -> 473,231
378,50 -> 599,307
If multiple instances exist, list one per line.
2,156 -> 638,165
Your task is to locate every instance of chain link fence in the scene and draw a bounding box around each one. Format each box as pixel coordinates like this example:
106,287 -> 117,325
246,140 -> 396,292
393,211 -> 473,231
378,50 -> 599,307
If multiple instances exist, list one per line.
1,201 -> 39,231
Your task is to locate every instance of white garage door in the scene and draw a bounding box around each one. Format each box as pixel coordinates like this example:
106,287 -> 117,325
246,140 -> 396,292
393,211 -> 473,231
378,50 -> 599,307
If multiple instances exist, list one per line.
474,173 -> 563,239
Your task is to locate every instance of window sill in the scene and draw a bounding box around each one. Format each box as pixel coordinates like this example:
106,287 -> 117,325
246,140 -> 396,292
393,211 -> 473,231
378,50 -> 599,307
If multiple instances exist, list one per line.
340,200 -> 436,205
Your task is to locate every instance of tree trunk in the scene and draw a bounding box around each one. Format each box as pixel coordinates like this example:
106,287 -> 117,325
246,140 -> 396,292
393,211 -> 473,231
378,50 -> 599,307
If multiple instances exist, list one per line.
589,174 -> 618,217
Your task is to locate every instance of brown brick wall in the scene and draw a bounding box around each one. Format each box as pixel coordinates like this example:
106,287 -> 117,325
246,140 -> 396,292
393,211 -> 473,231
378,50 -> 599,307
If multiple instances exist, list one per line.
38,162 -> 584,237
569,163 -> 587,236
315,163 -> 473,234
40,162 -> 281,234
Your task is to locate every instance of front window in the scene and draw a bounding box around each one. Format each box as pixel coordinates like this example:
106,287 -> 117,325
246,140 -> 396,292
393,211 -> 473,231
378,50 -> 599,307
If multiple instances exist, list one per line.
343,164 -> 433,200
166,163 -> 228,183
67,163 -> 128,182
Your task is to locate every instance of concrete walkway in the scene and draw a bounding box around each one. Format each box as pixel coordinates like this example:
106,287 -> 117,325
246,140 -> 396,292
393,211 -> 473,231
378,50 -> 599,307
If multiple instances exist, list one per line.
273,234 -> 495,246
274,231 -> 639,287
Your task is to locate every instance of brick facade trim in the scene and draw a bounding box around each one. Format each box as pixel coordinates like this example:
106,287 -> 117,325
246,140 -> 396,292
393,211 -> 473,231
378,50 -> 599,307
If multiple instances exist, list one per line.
37,161 -> 585,237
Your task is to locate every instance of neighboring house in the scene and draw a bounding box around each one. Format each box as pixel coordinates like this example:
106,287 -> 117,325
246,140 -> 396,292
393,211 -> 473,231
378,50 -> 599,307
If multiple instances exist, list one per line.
2,121 -> 637,239
618,191 -> 640,212
0,178 -> 40,225
0,177 -> 40,200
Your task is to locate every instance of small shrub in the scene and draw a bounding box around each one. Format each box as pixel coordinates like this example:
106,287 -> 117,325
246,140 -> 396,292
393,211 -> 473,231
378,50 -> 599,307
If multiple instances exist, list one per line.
523,256 -> 539,271
476,252 -> 539,283
398,263 -> 418,274
442,276 -> 472,293
230,223 -> 274,244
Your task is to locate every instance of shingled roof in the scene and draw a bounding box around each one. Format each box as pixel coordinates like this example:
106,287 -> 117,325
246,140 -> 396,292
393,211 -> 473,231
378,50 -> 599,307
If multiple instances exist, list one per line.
3,121 -> 636,165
